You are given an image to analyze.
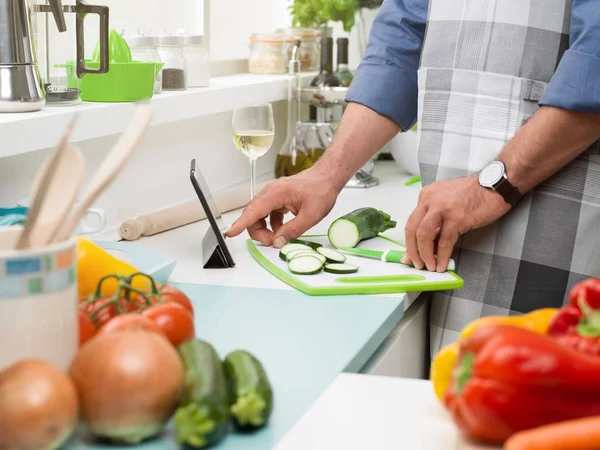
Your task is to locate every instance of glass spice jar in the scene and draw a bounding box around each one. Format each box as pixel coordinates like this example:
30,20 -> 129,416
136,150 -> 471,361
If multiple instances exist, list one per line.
183,34 -> 210,87
279,28 -> 320,72
248,33 -> 288,75
125,34 -> 163,94
158,35 -> 187,91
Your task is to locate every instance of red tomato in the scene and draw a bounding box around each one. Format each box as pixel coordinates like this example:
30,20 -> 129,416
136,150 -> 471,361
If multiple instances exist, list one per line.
78,311 -> 96,347
158,285 -> 194,315
97,313 -> 167,339
79,296 -> 138,328
141,303 -> 195,347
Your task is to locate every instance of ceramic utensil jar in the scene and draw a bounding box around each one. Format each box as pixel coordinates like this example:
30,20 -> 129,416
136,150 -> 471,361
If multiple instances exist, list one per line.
0,226 -> 77,371
158,35 -> 187,91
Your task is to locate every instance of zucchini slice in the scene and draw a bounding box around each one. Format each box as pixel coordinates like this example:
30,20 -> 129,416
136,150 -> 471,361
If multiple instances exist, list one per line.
287,250 -> 326,264
316,247 -> 347,263
289,238 -> 323,250
278,243 -> 312,261
324,263 -> 359,274
288,255 -> 324,275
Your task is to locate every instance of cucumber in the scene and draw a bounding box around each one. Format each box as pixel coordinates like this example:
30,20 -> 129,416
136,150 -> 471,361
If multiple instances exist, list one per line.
289,238 -> 323,250
287,250 -> 326,264
324,263 -> 359,274
328,207 -> 397,248
174,339 -> 230,448
288,254 -> 324,275
316,247 -> 347,263
223,350 -> 273,429
278,243 -> 312,261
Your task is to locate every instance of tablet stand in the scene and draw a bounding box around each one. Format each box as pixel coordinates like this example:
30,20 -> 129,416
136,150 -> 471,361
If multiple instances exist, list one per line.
202,226 -> 232,269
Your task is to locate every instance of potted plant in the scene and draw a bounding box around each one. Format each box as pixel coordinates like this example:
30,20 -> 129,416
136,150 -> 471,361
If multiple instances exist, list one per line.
288,0 -> 357,33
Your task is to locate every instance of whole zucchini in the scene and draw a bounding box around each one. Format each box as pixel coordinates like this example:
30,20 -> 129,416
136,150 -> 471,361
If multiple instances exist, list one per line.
328,207 -> 396,248
174,339 -> 230,448
223,350 -> 273,429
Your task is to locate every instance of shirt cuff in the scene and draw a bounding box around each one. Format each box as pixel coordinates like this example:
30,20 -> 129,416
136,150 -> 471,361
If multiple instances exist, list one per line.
345,61 -> 418,130
540,49 -> 600,113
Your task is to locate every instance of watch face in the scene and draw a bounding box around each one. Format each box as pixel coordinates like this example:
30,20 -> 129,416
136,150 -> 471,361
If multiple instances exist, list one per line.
479,161 -> 505,187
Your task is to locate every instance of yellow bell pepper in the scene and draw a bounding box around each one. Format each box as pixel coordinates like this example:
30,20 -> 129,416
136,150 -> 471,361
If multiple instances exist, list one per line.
429,308 -> 557,404
76,237 -> 149,298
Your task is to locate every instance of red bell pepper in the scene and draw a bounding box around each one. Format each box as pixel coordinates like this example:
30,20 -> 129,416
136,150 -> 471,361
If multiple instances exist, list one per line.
547,280 -> 600,355
445,324 -> 600,444
568,278 -> 600,310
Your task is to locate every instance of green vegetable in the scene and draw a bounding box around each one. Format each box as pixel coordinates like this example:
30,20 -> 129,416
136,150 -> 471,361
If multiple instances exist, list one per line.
316,247 -> 347,263
324,263 -> 359,274
223,350 -> 273,429
288,254 -> 324,275
289,238 -> 323,250
288,0 -> 356,32
287,250 -> 327,264
328,207 -> 397,248
279,243 -> 313,261
174,340 -> 230,448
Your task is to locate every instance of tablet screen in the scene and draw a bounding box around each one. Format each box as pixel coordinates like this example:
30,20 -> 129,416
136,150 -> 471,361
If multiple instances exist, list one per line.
190,160 -> 227,232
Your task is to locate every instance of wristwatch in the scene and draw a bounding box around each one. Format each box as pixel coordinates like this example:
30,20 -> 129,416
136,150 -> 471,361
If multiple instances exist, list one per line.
478,161 -> 523,207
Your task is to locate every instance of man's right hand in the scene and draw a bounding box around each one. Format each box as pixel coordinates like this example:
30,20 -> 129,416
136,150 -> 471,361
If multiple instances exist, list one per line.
225,167 -> 341,248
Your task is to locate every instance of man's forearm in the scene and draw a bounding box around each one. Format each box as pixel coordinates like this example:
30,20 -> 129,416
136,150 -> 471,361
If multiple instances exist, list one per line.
313,102 -> 402,190
499,106 -> 600,194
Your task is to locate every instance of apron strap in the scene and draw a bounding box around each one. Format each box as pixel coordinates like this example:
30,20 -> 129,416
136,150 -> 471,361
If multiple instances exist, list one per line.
521,79 -> 547,102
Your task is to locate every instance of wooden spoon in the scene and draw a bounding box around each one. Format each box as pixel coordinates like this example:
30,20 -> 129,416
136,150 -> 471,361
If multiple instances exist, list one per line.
51,105 -> 154,243
15,115 -> 79,249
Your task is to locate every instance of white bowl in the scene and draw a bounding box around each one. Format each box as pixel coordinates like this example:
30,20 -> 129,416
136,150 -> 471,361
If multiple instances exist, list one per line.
389,129 -> 421,177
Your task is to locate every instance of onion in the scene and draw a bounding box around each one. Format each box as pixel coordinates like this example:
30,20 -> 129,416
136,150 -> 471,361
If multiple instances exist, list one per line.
0,359 -> 79,450
69,330 -> 184,444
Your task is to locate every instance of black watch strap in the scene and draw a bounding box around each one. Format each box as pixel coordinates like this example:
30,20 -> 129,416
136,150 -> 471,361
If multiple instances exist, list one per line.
495,178 -> 523,207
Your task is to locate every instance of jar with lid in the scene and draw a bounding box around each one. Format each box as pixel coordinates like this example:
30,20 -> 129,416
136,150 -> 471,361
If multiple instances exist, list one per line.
157,35 -> 187,91
248,33 -> 288,75
124,34 -> 163,94
183,35 -> 210,87
279,28 -> 320,72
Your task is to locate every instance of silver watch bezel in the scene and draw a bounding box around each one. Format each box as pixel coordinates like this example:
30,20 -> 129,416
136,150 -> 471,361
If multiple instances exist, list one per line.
478,161 -> 506,189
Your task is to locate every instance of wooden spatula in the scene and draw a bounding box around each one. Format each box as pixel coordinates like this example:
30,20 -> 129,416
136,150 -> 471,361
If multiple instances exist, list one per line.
51,105 -> 154,243
15,115 -> 79,249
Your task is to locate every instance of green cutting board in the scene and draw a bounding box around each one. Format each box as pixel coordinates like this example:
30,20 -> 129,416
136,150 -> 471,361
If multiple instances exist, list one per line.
247,235 -> 464,296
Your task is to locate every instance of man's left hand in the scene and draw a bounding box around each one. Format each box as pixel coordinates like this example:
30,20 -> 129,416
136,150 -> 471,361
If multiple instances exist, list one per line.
402,176 -> 511,272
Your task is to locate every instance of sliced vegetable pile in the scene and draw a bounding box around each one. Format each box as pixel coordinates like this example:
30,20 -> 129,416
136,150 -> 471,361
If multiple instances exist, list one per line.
1,270 -> 274,449
433,276 -> 600,448
278,208 -> 398,277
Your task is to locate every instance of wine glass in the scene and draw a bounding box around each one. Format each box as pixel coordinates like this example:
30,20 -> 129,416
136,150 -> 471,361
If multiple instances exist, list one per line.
232,103 -> 275,200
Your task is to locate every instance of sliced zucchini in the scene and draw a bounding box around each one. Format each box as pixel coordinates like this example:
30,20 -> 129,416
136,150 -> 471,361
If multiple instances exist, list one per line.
288,255 -> 324,275
324,263 -> 359,274
287,250 -> 326,264
286,248 -> 315,261
316,247 -> 347,263
289,238 -> 323,250
278,243 -> 312,261
328,208 -> 396,248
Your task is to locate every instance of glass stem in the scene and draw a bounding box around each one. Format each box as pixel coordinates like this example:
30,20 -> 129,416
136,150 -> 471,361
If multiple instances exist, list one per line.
250,159 -> 257,200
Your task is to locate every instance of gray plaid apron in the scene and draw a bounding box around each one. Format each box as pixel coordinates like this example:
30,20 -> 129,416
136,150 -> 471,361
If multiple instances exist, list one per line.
419,0 -> 600,355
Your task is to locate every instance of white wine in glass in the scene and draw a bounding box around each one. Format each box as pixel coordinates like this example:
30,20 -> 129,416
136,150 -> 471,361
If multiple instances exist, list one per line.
232,104 -> 275,199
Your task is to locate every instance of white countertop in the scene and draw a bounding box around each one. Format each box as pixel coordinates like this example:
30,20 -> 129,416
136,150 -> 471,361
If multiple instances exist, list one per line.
119,161 -> 421,305
275,373 -> 500,450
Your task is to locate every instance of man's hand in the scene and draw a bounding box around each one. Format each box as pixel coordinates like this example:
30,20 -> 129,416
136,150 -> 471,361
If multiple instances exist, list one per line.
225,167 -> 341,248
402,176 -> 511,272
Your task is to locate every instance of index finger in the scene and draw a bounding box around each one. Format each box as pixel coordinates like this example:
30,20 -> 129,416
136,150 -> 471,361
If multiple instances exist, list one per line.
225,192 -> 284,238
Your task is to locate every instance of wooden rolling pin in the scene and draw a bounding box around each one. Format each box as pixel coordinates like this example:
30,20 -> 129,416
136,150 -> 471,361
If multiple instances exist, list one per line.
120,182 -> 268,241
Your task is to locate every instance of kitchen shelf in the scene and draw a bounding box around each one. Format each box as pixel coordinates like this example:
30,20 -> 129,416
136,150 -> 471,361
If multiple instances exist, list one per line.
0,72 -> 315,158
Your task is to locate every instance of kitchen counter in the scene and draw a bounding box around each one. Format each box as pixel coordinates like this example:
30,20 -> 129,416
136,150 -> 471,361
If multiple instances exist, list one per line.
72,161 -> 432,449
274,373 -> 498,450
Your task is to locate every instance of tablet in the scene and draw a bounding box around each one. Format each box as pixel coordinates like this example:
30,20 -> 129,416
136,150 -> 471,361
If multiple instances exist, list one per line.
189,159 -> 235,268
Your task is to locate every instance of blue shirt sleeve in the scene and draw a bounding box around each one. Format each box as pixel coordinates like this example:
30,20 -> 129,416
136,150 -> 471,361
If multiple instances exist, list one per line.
345,0 -> 428,130
540,0 -> 600,113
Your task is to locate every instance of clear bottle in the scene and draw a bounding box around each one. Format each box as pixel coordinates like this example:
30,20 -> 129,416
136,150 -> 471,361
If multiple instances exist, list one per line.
125,34 -> 163,94
158,35 -> 187,91
183,35 -> 210,87
248,33 -> 287,75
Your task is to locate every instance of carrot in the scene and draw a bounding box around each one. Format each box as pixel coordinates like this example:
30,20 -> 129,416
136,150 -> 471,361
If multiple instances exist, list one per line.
504,416 -> 600,450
